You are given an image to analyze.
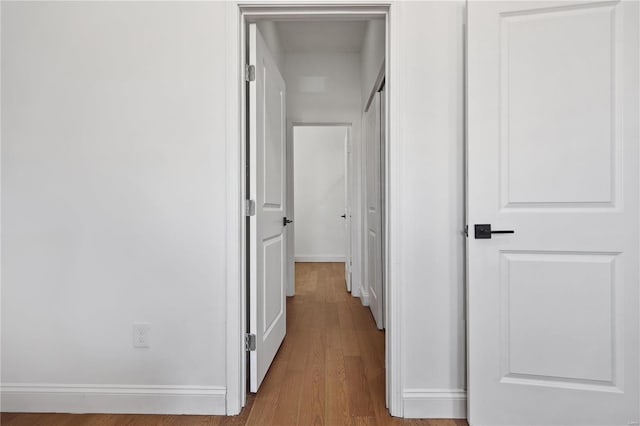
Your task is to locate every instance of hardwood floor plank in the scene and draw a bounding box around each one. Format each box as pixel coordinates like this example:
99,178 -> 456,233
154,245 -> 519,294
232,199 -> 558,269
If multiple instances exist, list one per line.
0,413 -> 51,426
368,329 -> 386,367
324,326 -> 342,351
271,370 -> 304,425
323,302 -> 341,330
353,416 -> 377,426
340,328 -> 361,357
157,415 -> 218,426
365,365 -> 389,424
344,356 -> 375,418
324,347 -> 351,426
337,302 -> 356,329
62,414 -> 124,426
297,330 -> 325,426
310,301 -> 326,332
285,329 -> 312,372
291,298 -> 316,332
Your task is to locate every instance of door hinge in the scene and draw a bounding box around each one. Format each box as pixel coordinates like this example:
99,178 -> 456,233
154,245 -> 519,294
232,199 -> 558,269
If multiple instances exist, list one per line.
245,64 -> 255,82
246,199 -> 256,217
464,225 -> 469,238
245,333 -> 256,351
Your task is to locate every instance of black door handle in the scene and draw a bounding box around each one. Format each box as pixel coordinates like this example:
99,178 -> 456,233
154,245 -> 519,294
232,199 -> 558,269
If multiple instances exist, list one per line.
341,214 -> 347,218
474,224 -> 515,239
283,217 -> 293,226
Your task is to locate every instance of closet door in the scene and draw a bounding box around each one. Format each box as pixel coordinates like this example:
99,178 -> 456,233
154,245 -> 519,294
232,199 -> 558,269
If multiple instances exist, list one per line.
365,93 -> 383,330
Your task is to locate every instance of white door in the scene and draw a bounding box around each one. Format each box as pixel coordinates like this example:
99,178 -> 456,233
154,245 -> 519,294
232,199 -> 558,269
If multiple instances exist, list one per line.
286,122 -> 295,297
365,93 -> 384,330
379,85 -> 386,327
248,23 -> 287,393
467,2 -> 639,425
344,129 -> 352,291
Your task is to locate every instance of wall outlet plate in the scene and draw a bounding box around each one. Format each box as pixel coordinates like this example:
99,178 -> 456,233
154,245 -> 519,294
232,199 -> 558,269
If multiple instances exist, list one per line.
132,322 -> 151,348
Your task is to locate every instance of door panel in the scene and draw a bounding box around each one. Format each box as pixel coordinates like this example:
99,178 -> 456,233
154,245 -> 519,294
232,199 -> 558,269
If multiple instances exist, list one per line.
365,93 -> 384,330
502,251 -> 617,383
467,1 -> 639,425
501,3 -> 616,207
248,23 -> 287,393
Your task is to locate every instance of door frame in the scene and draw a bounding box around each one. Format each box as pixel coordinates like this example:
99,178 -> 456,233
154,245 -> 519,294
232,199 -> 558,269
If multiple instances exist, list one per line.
224,1 -> 403,416
288,122 -> 353,297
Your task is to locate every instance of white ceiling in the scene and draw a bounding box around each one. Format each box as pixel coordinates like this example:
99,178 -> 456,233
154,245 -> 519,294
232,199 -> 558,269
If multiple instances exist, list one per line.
275,21 -> 368,53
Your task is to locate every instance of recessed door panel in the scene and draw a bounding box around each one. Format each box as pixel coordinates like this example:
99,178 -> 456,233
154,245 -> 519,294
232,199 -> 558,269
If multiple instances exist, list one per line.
468,1 -> 639,424
263,235 -> 284,337
501,4 -> 618,207
264,64 -> 284,208
501,251 -> 619,388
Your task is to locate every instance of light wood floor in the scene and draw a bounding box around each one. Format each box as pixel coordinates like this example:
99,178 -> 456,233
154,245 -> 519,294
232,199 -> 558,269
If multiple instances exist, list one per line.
2,262 -> 468,426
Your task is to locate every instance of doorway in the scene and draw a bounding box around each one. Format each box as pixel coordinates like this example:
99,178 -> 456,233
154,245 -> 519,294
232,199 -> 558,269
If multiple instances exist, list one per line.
234,5 -> 394,418
291,124 -> 351,265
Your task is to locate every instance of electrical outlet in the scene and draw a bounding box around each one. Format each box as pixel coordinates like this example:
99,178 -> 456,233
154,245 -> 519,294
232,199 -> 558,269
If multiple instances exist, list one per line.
132,322 -> 151,348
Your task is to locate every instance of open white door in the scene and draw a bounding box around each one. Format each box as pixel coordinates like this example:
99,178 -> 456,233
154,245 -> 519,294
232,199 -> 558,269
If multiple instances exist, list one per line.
467,2 -> 639,425
286,122 -> 295,297
365,93 -> 384,330
344,129 -> 352,291
248,23 -> 287,393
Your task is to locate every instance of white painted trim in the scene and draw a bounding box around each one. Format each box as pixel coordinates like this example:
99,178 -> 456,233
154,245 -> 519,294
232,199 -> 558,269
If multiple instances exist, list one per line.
291,121 -> 352,127
227,2 -> 402,418
0,384 -> 226,415
402,389 -> 467,419
386,1 -> 403,416
295,255 -> 346,262
225,0 -> 245,415
359,283 -> 370,306
350,279 -> 360,296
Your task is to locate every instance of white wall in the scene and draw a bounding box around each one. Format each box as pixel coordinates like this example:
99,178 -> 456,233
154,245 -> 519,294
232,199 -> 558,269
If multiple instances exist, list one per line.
293,126 -> 347,262
284,52 -> 364,295
1,1 -> 467,419
395,1 -> 466,418
1,1 -> 228,414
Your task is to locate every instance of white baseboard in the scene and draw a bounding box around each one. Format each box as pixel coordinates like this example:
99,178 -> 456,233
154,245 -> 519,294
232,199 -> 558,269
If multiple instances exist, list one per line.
0,383 -> 226,415
359,284 -> 370,306
295,255 -> 345,263
351,279 -> 361,297
402,389 -> 467,419
349,279 -> 359,296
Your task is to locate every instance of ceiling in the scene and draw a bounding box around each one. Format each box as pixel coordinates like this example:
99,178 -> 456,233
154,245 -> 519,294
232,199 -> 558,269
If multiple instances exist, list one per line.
275,21 -> 368,53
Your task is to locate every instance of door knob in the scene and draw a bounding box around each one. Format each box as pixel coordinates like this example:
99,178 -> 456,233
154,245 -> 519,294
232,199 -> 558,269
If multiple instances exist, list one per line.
283,217 -> 293,226
474,224 -> 515,239
341,214 -> 347,218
